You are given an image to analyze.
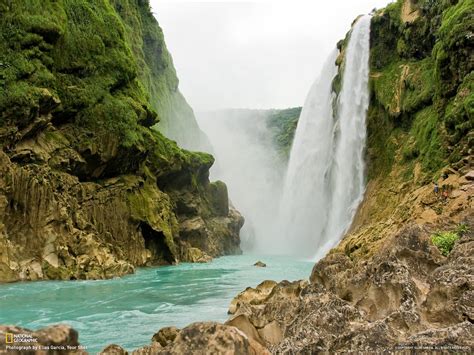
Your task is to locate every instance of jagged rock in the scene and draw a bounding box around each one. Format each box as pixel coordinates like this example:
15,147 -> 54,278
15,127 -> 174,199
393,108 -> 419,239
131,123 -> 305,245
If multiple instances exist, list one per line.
253,261 -> 266,267
228,280 -> 277,315
223,222 -> 474,352
100,344 -> 128,354
181,247 -> 212,263
225,314 -> 264,345
151,327 -> 180,347
465,171 -> 474,181
155,322 -> 269,355
131,342 -> 162,355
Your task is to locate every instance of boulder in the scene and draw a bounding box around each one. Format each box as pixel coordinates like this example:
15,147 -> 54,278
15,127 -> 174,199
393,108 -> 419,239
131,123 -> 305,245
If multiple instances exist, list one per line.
225,314 -> 264,345
253,261 -> 266,267
151,326 -> 180,347
156,322 -> 269,355
100,344 -> 129,354
0,324 -> 82,354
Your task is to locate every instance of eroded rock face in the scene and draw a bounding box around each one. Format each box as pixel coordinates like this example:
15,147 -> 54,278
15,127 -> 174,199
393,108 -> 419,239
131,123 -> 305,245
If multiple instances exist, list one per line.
219,168 -> 474,352
223,224 -> 473,352
151,327 -> 180,347
131,322 -> 269,355
0,148 -> 243,282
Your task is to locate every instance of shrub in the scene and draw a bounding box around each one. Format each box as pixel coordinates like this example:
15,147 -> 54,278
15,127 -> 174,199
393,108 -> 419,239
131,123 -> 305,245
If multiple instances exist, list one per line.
431,231 -> 459,256
455,223 -> 470,236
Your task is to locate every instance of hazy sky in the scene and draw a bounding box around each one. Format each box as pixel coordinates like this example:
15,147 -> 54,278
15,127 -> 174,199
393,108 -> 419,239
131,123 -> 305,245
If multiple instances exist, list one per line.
151,0 -> 392,111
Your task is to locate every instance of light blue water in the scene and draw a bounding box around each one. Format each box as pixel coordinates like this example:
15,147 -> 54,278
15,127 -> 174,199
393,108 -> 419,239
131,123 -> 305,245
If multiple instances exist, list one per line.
0,254 -> 313,353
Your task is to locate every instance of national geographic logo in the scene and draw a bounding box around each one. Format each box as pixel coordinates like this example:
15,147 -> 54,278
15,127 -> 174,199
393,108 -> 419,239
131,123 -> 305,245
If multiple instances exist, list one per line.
5,333 -> 14,344
3,333 -> 37,344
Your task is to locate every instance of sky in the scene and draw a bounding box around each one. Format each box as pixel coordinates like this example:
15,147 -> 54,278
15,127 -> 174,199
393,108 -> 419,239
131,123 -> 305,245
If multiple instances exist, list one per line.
150,0 -> 393,111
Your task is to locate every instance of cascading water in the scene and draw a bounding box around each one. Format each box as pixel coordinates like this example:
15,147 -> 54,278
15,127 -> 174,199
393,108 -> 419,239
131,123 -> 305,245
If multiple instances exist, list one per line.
279,15 -> 371,258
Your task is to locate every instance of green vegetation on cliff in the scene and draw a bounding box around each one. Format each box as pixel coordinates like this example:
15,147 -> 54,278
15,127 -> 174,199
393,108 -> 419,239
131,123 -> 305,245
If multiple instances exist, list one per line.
266,107 -> 302,159
0,0 -> 211,177
367,0 -> 473,180
431,230 -> 459,256
0,0 -> 241,282
332,0 -> 473,265
110,0 -> 210,151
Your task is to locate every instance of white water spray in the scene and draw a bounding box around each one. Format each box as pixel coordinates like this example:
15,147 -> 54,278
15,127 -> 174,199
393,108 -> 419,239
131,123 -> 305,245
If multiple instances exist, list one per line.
197,110 -> 285,252
279,15 -> 371,258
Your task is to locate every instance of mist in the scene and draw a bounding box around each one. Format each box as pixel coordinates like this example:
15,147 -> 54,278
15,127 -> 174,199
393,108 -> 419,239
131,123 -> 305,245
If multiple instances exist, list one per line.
151,0 -> 392,111
150,0 -> 390,256
197,110 -> 285,252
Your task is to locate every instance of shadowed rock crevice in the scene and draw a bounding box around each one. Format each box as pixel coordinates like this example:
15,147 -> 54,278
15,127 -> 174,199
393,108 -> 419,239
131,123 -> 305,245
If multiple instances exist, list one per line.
140,222 -> 175,265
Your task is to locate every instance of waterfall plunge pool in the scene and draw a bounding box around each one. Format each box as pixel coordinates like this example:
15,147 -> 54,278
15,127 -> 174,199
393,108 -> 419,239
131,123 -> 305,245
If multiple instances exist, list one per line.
0,254 -> 313,353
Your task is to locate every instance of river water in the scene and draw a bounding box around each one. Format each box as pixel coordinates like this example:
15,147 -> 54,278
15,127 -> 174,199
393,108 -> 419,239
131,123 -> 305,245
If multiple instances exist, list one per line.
0,254 -> 313,353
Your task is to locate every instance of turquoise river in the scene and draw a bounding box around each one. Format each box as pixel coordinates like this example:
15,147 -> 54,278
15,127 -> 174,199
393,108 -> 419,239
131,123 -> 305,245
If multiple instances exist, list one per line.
0,254 -> 313,353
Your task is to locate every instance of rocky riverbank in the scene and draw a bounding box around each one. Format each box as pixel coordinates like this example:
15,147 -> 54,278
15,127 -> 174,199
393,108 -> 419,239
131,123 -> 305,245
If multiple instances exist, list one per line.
223,171 -> 473,352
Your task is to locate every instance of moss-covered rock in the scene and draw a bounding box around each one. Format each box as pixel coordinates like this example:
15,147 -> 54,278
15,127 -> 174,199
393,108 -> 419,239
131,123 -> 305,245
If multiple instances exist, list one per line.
328,0 -> 473,271
0,0 -> 242,282
366,0 -> 473,178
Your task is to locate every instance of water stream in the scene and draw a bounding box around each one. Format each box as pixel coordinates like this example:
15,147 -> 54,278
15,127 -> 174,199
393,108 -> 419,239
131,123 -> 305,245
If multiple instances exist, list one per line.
0,255 -> 313,353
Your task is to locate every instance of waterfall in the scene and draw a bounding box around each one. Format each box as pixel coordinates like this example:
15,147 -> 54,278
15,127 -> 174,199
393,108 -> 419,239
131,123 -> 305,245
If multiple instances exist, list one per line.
279,15 -> 371,258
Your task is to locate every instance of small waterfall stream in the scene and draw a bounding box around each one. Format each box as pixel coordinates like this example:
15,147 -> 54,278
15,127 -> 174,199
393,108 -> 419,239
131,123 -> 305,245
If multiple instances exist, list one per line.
279,15 -> 371,258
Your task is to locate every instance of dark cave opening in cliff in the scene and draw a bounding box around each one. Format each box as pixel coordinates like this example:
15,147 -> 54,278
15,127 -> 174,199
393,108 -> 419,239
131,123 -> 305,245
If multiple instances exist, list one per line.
140,222 -> 175,265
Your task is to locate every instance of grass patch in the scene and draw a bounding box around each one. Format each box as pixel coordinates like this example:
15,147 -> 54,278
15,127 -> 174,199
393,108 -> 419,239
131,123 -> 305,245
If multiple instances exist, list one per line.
410,106 -> 445,172
431,231 -> 459,256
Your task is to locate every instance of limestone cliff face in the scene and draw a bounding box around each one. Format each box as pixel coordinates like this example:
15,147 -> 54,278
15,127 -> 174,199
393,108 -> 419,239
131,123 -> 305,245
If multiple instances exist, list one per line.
0,0 -> 243,282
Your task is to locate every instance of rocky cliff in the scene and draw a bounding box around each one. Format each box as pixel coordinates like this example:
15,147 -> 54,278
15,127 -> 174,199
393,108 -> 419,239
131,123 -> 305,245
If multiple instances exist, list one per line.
221,0 -> 474,352
0,0 -> 243,282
